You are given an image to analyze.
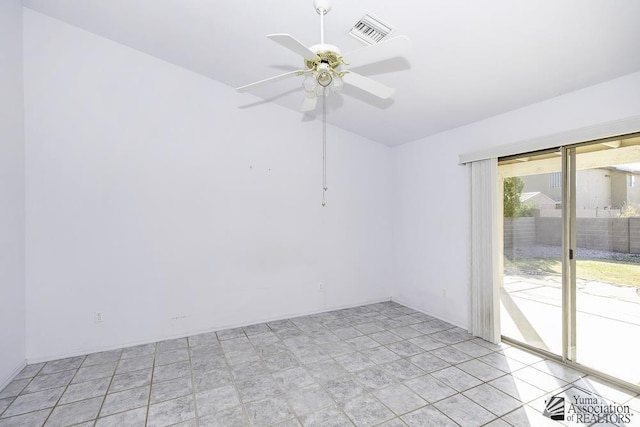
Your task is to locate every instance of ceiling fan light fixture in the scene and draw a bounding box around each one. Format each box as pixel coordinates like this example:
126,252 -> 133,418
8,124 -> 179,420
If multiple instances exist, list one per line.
316,63 -> 333,87
315,83 -> 329,97
317,71 -> 332,87
330,74 -> 344,93
303,74 -> 317,93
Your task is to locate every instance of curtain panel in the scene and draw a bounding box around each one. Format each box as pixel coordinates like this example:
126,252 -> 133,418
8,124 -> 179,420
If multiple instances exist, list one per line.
468,158 -> 501,344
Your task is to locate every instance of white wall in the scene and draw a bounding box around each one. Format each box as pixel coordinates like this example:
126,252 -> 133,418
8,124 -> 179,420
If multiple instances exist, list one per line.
0,1 -> 26,388
392,71 -> 640,328
23,9 -> 393,362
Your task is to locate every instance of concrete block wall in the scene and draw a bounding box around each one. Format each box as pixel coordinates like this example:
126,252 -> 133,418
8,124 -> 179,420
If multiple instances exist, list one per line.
523,217 -> 638,254
535,217 -> 562,247
576,218 -> 614,252
630,218 -> 640,254
611,218 -> 630,253
504,217 -> 536,249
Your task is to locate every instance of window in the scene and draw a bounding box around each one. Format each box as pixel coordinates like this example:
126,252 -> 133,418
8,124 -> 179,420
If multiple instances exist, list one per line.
629,175 -> 636,188
549,171 -> 562,188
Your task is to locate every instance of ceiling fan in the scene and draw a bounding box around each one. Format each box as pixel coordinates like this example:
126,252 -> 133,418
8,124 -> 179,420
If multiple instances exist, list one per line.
236,0 -> 411,111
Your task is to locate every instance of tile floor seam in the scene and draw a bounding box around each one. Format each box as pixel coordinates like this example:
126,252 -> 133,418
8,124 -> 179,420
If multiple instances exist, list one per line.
7,371 -> 36,405
41,356 -> 85,426
265,317 -> 341,424
429,401 -> 463,427
231,326 -> 269,427
0,396 -> 15,420
297,323 -> 417,425
144,354 -> 157,427
268,330 -> 321,426
90,354 -> 120,426
187,345 -> 200,427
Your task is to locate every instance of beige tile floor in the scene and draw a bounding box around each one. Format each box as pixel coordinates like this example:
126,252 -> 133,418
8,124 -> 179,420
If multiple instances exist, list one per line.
1,301 -> 638,426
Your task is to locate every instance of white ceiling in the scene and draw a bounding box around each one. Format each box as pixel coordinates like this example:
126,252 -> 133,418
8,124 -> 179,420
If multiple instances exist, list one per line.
21,0 -> 640,146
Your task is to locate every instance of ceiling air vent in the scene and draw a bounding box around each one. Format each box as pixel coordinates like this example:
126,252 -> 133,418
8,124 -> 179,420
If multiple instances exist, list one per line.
349,13 -> 395,45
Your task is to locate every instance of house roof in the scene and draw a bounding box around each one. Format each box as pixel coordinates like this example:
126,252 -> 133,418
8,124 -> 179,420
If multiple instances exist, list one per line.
521,192 -> 558,205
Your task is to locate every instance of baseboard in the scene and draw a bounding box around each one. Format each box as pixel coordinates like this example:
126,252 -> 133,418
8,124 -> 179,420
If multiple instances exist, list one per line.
390,296 -> 467,330
0,359 -> 27,392
27,297 -> 393,365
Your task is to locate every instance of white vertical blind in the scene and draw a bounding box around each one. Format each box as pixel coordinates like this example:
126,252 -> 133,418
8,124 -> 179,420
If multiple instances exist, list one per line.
468,158 -> 501,343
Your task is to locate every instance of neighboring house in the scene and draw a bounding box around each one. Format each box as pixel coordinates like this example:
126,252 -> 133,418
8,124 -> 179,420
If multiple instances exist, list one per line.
611,169 -> 640,207
521,168 -> 640,213
520,191 -> 558,210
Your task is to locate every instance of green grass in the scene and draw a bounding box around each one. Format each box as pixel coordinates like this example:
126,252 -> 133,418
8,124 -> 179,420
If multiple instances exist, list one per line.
505,258 -> 640,288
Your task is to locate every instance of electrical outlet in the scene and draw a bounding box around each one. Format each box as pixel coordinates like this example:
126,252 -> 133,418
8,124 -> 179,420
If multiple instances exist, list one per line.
441,289 -> 447,297
318,282 -> 324,292
94,311 -> 104,323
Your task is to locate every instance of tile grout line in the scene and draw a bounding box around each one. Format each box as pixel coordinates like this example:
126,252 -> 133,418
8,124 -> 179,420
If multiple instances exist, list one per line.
89,351 -> 120,426
43,355 -> 87,426
144,347 -> 157,427
187,336 -> 200,427
0,362 -> 48,420
224,328 -> 255,426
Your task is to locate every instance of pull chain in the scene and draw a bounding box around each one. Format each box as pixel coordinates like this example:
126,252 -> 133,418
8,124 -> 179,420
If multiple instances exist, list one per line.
321,87 -> 328,207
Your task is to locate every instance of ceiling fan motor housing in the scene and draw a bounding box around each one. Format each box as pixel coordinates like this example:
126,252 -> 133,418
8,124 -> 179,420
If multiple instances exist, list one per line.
306,44 -> 342,71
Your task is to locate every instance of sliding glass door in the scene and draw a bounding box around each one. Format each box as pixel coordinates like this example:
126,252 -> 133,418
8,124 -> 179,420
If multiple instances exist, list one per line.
499,150 -> 564,356
499,134 -> 640,389
572,140 -> 640,385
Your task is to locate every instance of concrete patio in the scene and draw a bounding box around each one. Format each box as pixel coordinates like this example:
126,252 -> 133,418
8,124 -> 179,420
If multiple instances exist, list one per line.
501,273 -> 640,387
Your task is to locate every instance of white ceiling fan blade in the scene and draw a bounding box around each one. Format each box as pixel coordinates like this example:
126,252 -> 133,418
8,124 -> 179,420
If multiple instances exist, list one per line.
343,72 -> 395,99
236,70 -> 304,93
267,34 -> 320,60
344,35 -> 411,67
301,95 -> 317,112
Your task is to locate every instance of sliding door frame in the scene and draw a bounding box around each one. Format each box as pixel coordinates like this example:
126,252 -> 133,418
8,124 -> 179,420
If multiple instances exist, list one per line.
500,133 -> 640,394
561,147 -> 576,363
